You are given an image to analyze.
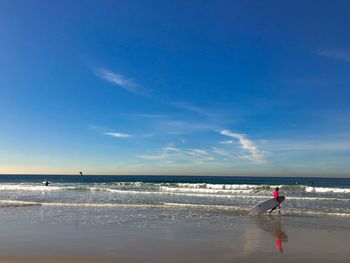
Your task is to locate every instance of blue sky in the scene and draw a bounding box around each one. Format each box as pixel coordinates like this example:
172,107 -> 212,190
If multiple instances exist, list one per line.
1,1 -> 350,176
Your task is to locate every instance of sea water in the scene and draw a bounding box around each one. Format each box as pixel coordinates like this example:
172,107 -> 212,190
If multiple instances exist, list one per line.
0,175 -> 349,223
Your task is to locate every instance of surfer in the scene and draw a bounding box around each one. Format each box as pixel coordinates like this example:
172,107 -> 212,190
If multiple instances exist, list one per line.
44,181 -> 50,186
250,187 -> 285,216
269,187 -> 282,214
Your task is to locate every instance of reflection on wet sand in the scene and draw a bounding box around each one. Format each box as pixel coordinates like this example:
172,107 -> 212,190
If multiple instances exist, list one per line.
251,215 -> 288,253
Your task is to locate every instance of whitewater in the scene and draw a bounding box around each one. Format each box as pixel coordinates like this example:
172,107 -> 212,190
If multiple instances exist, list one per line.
0,175 -> 349,219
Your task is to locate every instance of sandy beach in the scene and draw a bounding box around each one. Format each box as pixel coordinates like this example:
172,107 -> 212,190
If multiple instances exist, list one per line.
0,205 -> 349,263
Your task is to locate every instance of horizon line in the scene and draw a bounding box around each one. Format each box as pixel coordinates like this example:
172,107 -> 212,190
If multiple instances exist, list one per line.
0,173 -> 349,179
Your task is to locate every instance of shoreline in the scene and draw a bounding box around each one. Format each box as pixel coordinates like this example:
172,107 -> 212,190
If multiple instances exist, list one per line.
0,257 -> 116,263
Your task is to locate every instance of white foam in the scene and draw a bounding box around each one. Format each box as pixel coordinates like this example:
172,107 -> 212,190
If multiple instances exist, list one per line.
99,188 -> 350,201
112,182 -> 269,191
100,188 -> 254,199
0,184 -> 67,191
174,183 -> 259,190
282,196 -> 348,201
305,186 -> 350,194
159,186 -> 254,194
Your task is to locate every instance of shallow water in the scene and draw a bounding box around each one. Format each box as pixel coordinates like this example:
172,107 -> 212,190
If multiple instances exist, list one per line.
0,175 -> 350,220
0,175 -> 349,218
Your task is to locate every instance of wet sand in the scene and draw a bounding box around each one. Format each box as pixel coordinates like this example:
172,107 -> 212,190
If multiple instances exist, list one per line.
0,257 -> 115,263
0,207 -> 349,263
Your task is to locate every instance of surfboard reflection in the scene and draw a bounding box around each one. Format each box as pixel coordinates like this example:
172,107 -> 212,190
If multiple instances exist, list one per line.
251,215 -> 288,253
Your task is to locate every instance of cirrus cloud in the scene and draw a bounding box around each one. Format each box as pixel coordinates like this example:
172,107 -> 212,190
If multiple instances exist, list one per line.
220,129 -> 264,163
104,132 -> 131,138
94,68 -> 151,96
317,48 -> 350,63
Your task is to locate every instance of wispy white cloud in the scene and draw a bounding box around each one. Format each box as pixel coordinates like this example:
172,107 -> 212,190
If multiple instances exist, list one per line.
188,149 -> 214,160
172,101 -> 214,117
156,120 -> 217,134
220,140 -> 234,145
211,147 -> 236,159
317,49 -> 350,63
164,146 -> 181,153
137,146 -> 179,161
267,139 -> 350,153
104,132 -> 131,138
220,130 -> 264,163
124,113 -> 165,118
137,145 -> 214,164
136,153 -> 167,161
94,68 -> 151,96
90,126 -> 132,138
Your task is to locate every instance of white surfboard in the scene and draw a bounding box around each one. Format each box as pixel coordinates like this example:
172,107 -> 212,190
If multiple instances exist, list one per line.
249,196 -> 285,216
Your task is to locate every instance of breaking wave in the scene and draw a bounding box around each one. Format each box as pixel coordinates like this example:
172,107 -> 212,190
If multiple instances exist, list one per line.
0,182 -> 349,195
0,180 -> 349,218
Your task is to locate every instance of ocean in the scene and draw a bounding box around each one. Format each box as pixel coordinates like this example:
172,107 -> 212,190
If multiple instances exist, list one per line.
0,175 -> 349,221
0,174 -> 349,262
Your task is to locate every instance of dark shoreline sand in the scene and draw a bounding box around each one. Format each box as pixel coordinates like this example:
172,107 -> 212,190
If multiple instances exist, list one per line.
0,206 -> 349,263
0,257 -> 115,263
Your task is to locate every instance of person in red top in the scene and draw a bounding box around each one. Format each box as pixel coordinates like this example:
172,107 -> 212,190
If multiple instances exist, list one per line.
273,187 -> 279,199
269,187 -> 281,214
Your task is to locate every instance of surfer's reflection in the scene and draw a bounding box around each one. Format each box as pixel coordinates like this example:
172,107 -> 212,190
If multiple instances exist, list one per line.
251,215 -> 288,253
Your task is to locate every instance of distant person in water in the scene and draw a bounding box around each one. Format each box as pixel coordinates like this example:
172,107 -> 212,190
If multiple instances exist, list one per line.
44,181 -> 49,186
269,187 -> 282,214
